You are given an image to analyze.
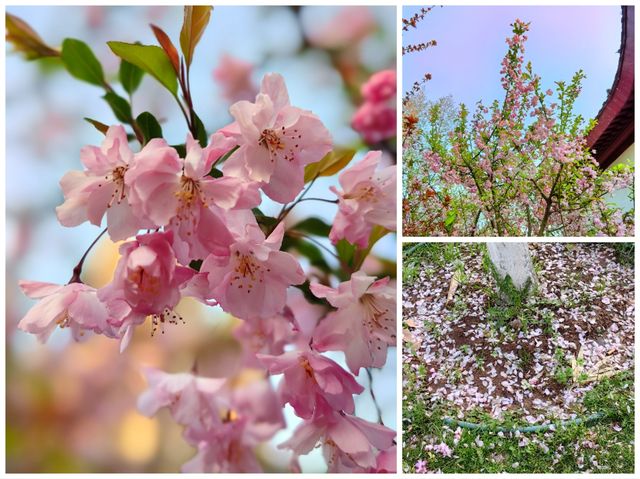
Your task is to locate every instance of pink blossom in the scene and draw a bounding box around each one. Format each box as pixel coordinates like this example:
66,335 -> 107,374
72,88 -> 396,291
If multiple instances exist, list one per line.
329,151 -> 396,248
280,403 -> 395,471
137,367 -> 225,434
222,73 -> 333,203
259,350 -> 364,418
201,216 -> 305,320
224,376 -> 286,444
98,231 -> 194,350
433,442 -> 453,457
234,306 -> 297,364
371,446 -> 397,472
305,6 -> 375,49
213,53 -> 258,103
182,422 -> 263,473
351,100 -> 396,144
181,377 -> 284,473
311,271 -> 395,373
17,280 -> 111,342
453,427 -> 462,444
56,125 -> 147,240
362,70 -> 396,103
415,459 -> 428,473
352,70 -> 397,144
126,133 -> 259,264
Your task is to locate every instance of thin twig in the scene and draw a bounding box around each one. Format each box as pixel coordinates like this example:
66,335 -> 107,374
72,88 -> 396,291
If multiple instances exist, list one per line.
366,367 -> 384,425
68,228 -> 108,284
295,197 -> 338,205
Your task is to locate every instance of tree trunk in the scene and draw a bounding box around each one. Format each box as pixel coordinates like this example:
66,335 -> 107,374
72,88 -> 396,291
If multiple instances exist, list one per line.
487,242 -> 537,303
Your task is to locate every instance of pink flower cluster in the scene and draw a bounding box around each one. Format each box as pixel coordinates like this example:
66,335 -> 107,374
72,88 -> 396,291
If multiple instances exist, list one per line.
138,367 -> 284,472
17,72 -> 397,472
352,70 -> 397,144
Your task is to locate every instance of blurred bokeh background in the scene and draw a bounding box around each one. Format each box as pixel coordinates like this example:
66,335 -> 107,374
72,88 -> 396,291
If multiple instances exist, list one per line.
5,5 -> 397,473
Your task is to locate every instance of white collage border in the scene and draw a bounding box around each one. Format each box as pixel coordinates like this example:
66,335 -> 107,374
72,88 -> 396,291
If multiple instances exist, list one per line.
1,0 -> 637,477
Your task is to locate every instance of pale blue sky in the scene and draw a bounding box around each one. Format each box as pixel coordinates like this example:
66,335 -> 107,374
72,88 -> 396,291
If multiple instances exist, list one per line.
403,6 -> 623,120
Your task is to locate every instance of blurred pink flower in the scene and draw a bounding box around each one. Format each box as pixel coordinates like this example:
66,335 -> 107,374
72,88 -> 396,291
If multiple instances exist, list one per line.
352,70 -> 397,144
259,349 -> 364,418
224,376 -> 286,444
182,421 -> 263,473
234,306 -> 297,364
362,70 -> 396,103
306,6 -> 376,49
56,125 -> 146,241
280,402 -> 395,471
222,73 -> 332,203
201,218 -> 305,320
329,151 -> 396,248
352,99 -> 396,144
311,271 -> 395,373
98,231 -> 194,350
17,280 -> 111,342
180,376 -> 284,473
213,53 -> 258,103
137,367 -> 225,434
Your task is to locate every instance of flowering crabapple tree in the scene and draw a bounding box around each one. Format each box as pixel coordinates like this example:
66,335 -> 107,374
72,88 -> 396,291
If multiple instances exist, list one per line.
9,7 -> 397,473
403,19 -> 634,237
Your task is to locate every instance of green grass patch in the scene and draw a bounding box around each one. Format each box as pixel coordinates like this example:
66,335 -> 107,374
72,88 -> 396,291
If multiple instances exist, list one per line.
403,367 -> 634,473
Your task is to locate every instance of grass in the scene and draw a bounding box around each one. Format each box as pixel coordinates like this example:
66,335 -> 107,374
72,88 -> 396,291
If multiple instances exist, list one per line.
403,368 -> 634,473
403,243 -> 483,285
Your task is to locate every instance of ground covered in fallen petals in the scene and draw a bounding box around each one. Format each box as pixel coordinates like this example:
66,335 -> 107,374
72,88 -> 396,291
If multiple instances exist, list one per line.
402,243 -> 634,473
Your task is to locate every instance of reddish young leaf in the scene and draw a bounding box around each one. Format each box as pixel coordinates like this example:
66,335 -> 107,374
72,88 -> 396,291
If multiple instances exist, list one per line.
150,23 -> 180,75
6,13 -> 59,60
179,6 -> 213,69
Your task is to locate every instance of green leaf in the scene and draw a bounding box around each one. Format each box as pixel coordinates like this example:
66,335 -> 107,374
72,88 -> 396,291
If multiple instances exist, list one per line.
61,38 -> 105,87
367,224 -> 390,248
208,145 -> 239,176
84,117 -> 109,135
292,217 -> 331,237
335,239 -> 356,266
255,214 -> 278,236
136,111 -> 163,144
352,225 -> 390,270
189,259 -> 202,271
283,235 -> 332,274
119,60 -> 144,95
107,41 -> 178,95
170,143 -> 186,157
444,210 -> 457,232
103,92 -> 133,123
304,148 -> 356,183
209,168 -> 223,178
180,6 -> 213,69
193,112 -> 208,147
293,281 -> 330,306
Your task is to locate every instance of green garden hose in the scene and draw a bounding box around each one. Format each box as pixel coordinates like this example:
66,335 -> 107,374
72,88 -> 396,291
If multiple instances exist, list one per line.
443,412 -> 604,433
405,243 -> 422,256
